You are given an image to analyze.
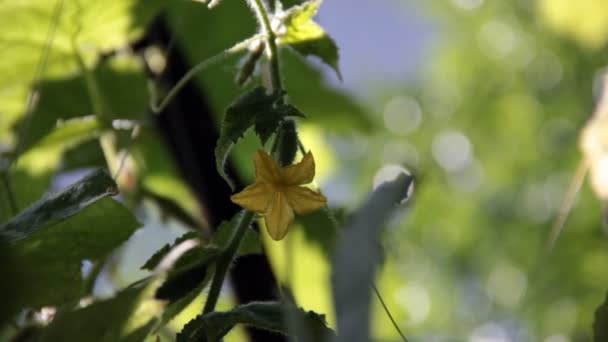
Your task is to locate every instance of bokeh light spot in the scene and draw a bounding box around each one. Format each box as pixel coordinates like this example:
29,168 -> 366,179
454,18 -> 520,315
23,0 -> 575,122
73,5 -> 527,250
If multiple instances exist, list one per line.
383,95 -> 423,135
395,283 -> 431,325
432,130 -> 473,171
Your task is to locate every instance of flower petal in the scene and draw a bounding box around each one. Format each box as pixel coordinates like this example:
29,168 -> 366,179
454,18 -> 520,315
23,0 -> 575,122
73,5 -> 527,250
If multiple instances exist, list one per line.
285,186 -> 327,214
254,149 -> 282,183
230,182 -> 274,213
281,152 -> 315,185
264,192 -> 294,240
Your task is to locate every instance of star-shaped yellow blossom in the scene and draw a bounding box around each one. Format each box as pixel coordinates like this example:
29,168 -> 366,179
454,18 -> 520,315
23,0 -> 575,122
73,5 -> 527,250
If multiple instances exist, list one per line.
231,149 -> 327,240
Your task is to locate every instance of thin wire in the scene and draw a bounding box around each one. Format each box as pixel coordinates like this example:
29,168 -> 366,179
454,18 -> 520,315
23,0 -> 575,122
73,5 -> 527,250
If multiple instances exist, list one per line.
546,159 -> 589,251
372,283 -> 409,342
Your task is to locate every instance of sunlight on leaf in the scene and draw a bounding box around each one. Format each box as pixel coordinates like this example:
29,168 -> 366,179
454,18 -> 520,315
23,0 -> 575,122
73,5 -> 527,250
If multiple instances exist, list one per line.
279,0 -> 341,79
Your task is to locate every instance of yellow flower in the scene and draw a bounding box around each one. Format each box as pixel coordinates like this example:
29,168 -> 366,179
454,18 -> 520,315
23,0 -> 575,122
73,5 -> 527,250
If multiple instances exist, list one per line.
231,149 -> 327,240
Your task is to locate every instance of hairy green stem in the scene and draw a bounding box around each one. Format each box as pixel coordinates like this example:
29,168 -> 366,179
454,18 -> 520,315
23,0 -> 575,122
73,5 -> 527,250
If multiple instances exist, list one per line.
149,33 -> 266,113
203,210 -> 256,314
249,0 -> 283,92
201,0 -> 288,316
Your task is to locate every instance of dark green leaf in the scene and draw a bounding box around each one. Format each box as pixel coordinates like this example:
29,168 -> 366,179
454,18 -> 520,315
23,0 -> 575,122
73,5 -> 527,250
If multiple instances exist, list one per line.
215,87 -> 302,189
141,231 -> 203,271
0,168 -> 115,241
331,174 -> 412,342
213,213 -> 261,257
1,170 -> 141,309
176,302 -> 333,342
594,291 -> 608,342
280,0 -> 341,79
33,278 -> 164,342
155,247 -> 220,303
297,207 -> 343,260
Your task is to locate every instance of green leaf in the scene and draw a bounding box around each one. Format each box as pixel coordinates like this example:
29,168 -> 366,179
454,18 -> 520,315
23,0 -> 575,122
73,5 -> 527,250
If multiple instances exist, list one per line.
2,116 -> 101,221
141,231 -> 203,271
297,207 -> 343,260
331,174 -> 412,342
33,279 -> 165,342
136,126 -> 204,227
0,0 -> 162,143
280,0 -> 341,79
142,212 -> 260,273
594,291 -> 608,342
154,246 -> 220,302
215,87 -> 303,189
176,302 -> 334,342
213,213 -> 262,257
0,168 -> 114,241
1,169 -> 141,309
282,50 -> 374,133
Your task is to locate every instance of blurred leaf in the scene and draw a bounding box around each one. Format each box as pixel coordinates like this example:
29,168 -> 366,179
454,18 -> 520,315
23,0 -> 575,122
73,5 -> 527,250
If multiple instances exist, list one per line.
34,279 -> 164,342
281,51 -> 373,133
1,169 -> 141,309
213,213 -> 262,257
215,87 -> 303,188
0,0 -> 162,145
136,127 -> 203,226
594,291 -> 608,342
331,174 -> 412,342
280,0 -> 341,79
176,301 -> 333,342
4,116 -> 101,219
538,0 -> 608,49
297,207 -> 341,260
23,55 -> 149,152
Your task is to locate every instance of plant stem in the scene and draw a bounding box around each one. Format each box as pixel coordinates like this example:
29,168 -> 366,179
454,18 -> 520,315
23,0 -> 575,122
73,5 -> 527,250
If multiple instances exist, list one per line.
203,210 -> 256,314
149,33 -> 266,113
73,48 -> 120,176
0,169 -> 17,216
249,0 -> 283,92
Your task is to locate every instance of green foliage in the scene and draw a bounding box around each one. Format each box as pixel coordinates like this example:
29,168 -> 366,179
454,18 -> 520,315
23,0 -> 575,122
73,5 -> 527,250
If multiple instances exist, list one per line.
297,207 -> 342,260
32,279 -> 164,342
213,214 -> 262,256
177,302 -> 333,342
1,170 -> 140,310
0,0 -> 162,145
332,174 -> 412,342
280,0 -> 341,79
215,86 -> 304,188
2,116 -> 101,220
141,232 -> 202,271
0,168 -> 112,241
594,291 -> 608,342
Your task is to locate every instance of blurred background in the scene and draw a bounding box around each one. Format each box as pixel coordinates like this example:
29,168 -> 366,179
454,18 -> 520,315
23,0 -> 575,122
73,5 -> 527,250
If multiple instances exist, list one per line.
2,0 -> 608,341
